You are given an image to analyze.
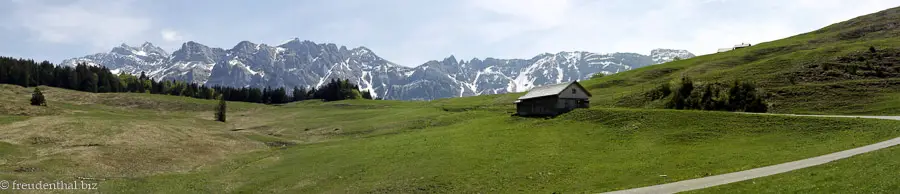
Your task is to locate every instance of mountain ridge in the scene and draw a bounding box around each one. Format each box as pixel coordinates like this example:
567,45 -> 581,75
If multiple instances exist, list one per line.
61,39 -> 694,100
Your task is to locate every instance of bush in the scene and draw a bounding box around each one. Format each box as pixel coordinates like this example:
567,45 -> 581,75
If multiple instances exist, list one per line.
666,76 -> 695,110
656,76 -> 768,113
215,94 -> 226,122
30,88 -> 46,106
646,82 -> 672,100
348,89 -> 362,100
591,73 -> 606,79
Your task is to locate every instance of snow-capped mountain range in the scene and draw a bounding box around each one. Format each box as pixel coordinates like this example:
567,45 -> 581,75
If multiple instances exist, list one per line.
61,39 -> 694,100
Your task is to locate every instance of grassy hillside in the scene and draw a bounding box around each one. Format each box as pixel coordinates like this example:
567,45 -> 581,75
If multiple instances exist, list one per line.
2,84 -> 899,193
430,6 -> 900,115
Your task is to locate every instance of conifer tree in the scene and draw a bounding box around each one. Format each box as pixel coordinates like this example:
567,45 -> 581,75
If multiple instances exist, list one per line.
31,87 -> 46,106
292,86 -> 306,102
215,94 -> 227,122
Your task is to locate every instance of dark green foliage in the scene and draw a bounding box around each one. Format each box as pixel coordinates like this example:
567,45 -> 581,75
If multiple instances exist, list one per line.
30,87 -> 46,106
646,82 -> 672,101
724,81 -> 768,112
799,48 -> 900,82
247,88 -> 263,103
215,94 -> 226,122
669,76 -> 694,110
1,56 -> 373,104
349,89 -> 362,100
1,57 -> 281,105
652,76 -> 768,113
261,87 -> 271,104
270,87 -> 288,104
591,73 -> 606,79
310,79 -> 371,101
291,86 -> 307,101
361,90 -> 373,100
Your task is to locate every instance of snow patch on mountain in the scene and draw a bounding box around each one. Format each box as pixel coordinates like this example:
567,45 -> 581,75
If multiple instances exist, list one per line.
651,49 -> 696,64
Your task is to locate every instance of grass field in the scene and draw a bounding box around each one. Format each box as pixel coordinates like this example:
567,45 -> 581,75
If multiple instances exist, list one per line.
2,84 -> 899,193
690,146 -> 900,193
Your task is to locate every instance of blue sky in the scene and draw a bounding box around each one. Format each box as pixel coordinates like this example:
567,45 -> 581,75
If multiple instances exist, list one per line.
1,0 -> 898,67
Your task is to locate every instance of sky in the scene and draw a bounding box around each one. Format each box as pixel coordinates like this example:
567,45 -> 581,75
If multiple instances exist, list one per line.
1,0 -> 899,67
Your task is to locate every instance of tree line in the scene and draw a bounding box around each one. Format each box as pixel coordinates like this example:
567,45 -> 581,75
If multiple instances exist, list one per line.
0,56 -> 373,104
647,76 -> 768,113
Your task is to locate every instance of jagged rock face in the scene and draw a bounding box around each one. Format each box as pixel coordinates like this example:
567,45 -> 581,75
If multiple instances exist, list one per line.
61,42 -> 170,76
651,48 -> 696,64
62,40 -> 694,100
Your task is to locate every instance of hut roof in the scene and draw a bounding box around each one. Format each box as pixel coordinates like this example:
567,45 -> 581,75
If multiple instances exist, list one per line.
517,81 -> 591,100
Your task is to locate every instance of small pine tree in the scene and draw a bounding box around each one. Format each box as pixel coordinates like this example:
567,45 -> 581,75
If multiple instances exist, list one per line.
215,94 -> 227,122
30,87 -> 46,106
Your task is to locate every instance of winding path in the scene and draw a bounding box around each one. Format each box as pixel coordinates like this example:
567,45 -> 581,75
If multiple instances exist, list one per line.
602,114 -> 900,194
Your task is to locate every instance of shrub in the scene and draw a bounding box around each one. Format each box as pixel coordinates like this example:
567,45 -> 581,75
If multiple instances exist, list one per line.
30,88 -> 46,106
657,76 -> 768,113
646,82 -> 672,101
215,94 -> 226,122
666,76 -> 695,110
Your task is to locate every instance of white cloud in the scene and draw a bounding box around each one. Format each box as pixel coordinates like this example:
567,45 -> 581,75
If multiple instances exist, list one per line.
464,0 -> 574,43
457,0 -> 900,58
160,29 -> 184,42
467,0 -> 572,29
9,0 -> 152,51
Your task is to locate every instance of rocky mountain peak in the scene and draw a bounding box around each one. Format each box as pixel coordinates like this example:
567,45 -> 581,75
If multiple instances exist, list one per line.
109,42 -> 168,57
279,39 -> 320,51
172,41 -> 223,63
650,48 -> 695,64
232,41 -> 259,52
351,46 -> 372,54
442,55 -> 458,64
141,42 -> 168,56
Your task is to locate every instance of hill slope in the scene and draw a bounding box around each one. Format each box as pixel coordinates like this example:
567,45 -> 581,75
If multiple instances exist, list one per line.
544,6 -> 900,115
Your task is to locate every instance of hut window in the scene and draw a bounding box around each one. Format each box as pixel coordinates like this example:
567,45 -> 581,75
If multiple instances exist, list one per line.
571,89 -> 576,94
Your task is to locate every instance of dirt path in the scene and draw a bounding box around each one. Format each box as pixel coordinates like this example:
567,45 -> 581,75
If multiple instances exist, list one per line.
602,114 -> 900,194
